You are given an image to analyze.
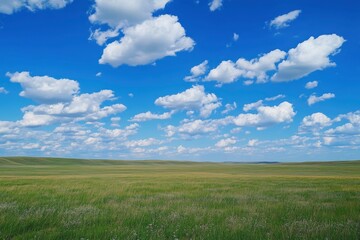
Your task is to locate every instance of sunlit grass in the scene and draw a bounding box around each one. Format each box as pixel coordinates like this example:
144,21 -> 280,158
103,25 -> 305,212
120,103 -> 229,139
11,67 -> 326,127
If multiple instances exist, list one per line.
0,157 -> 359,239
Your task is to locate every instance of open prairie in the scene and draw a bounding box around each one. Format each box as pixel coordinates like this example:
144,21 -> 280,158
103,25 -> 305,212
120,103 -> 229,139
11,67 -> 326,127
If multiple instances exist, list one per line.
0,157 -> 359,239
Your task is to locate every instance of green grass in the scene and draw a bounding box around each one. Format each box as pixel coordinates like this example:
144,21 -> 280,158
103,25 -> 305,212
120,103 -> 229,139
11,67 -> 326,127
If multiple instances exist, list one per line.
0,157 -> 359,239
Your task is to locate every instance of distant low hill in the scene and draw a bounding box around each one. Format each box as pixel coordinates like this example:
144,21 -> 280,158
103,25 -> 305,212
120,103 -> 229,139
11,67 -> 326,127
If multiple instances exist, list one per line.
0,156 -> 359,166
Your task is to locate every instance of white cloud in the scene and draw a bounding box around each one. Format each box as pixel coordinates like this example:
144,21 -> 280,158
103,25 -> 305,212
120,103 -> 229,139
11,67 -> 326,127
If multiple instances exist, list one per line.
20,112 -> 56,127
89,0 -> 194,67
178,120 -> 218,135
243,95 -> 285,112
209,0 -> 222,11
323,136 -> 335,146
23,90 -> 126,122
0,0 -> 72,14
247,139 -> 259,147
110,117 -> 121,127
206,49 -> 286,84
205,60 -> 243,84
89,28 -> 121,46
299,113 -> 332,134
265,94 -> 286,101
99,15 -> 195,67
301,112 -> 332,128
243,80 -> 254,86
23,143 -> 41,150
111,117 -> 120,122
270,10 -> 301,29
346,111 -> 360,125
89,0 -> 170,28
88,0 -> 170,46
236,50 -> 287,83
96,72 -> 102,77
222,102 -> 237,114
307,93 -> 335,106
84,137 -> 100,145
15,79 -> 127,127
272,34 -> 345,82
155,85 -> 221,118
130,111 -> 173,122
0,87 -> 8,94
243,100 -> 263,112
101,123 -> 139,139
177,145 -> 186,153
0,121 -> 17,134
234,102 -> 296,128
326,111 -> 360,135
305,81 -> 318,89
176,145 -> 209,155
7,71 -> 79,104
184,60 -> 209,82
206,34 -> 345,85
124,138 -> 162,148
327,123 -> 360,136
215,137 -> 237,148
165,117 -> 233,137
233,33 -> 239,42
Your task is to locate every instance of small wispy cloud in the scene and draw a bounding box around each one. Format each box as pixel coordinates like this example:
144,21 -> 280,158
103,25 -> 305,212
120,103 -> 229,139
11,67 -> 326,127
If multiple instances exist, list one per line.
269,10 -> 302,29
209,0 -> 223,11
308,93 -> 335,106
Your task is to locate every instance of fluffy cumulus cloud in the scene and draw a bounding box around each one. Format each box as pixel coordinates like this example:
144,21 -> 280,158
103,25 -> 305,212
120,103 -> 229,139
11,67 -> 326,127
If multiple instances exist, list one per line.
307,93 -> 335,106
163,99 -> 295,138
7,72 -> 79,104
0,0 -> 72,14
89,0 -> 170,28
19,111 -> 56,127
326,111 -> 360,136
206,34 -> 344,85
305,81 -> 318,89
205,60 -> 243,84
243,95 -> 285,112
236,50 -> 287,83
124,138 -> 162,148
233,102 -> 296,128
5,72 -> 126,127
272,34 -> 345,82
20,90 -> 126,126
184,60 -> 209,82
206,49 -> 286,85
100,123 -> 139,139
299,112 -> 332,133
165,117 -> 233,137
269,10 -> 301,29
215,137 -> 237,148
89,0 -> 194,67
247,139 -> 259,147
130,111 -> 173,122
209,0 -> 223,11
0,120 -> 142,156
155,85 -> 221,118
99,15 -> 195,67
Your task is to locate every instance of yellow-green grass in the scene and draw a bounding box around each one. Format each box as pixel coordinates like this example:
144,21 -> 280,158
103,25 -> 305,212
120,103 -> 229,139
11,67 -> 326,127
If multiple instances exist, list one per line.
0,157 -> 359,239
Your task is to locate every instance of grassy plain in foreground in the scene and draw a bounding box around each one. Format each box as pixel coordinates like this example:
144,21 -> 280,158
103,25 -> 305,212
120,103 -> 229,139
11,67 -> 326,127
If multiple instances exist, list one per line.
0,157 -> 359,239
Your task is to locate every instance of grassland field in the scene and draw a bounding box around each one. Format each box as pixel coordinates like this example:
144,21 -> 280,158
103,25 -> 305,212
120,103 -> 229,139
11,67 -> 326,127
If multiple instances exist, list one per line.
0,157 -> 359,239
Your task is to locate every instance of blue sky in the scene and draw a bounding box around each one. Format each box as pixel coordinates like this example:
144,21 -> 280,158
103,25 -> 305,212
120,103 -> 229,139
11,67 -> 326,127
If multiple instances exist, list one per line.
0,0 -> 359,161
